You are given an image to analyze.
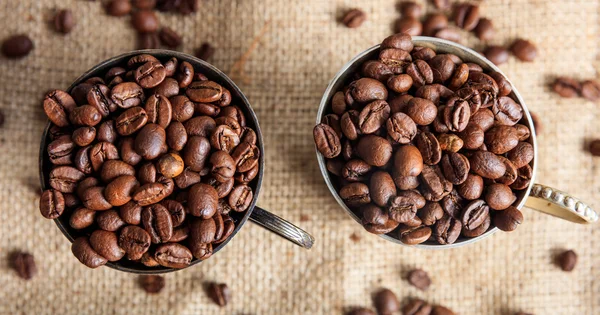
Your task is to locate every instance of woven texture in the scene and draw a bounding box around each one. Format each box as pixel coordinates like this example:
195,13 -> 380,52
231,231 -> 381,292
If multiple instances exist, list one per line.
0,0 -> 599,314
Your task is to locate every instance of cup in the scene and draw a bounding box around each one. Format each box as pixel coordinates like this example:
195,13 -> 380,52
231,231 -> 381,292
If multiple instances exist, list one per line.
40,50 -> 314,273
316,37 -> 598,248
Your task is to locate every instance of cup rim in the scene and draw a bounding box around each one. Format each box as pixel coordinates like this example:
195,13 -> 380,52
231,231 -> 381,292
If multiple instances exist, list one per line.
315,36 -> 538,249
39,49 -> 265,273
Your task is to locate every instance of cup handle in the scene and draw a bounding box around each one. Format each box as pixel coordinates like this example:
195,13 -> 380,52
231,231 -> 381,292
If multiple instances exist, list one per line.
249,206 -> 315,249
525,183 -> 598,223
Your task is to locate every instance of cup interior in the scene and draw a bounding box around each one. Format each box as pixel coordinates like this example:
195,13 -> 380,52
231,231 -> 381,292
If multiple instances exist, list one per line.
316,37 -> 538,249
39,50 -> 265,273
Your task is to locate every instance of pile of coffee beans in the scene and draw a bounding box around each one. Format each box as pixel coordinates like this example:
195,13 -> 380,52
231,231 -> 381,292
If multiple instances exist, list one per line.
39,53 -> 260,269
552,77 -> 600,102
314,33 -> 533,245
391,1 -> 537,65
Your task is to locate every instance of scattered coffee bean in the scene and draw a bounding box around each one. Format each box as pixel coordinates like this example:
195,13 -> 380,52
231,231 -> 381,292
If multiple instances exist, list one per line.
552,77 -> 581,98
588,139 -> 600,156
474,18 -> 494,41
373,288 -> 400,314
483,46 -> 509,65
159,27 -> 182,48
581,80 -> 600,101
139,32 -> 160,49
510,39 -> 537,62
407,268 -> 431,290
106,0 -> 132,16
2,34 -> 34,58
556,249 -> 577,272
400,2 -> 422,19
132,10 -> 160,33
453,3 -> 480,31
207,282 -> 231,307
10,251 -> 36,280
342,9 -> 367,28
140,275 -> 165,293
54,9 -> 76,34
196,43 -> 215,61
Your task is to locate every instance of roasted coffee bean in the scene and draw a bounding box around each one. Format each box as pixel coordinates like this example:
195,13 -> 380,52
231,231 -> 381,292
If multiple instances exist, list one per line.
69,105 -> 102,127
340,110 -> 361,141
89,141 -> 119,171
387,74 -> 413,94
437,134 -> 463,153
170,95 -> 195,122
214,116 -> 242,135
135,61 -> 166,89
80,186 -> 112,211
381,33 -> 414,51
174,168 -> 202,189
434,213 -> 462,245
131,10 -> 159,33
401,2 -> 422,18
156,153 -> 184,179
106,0 -> 132,16
394,174 -> 420,190
133,182 -> 169,206
44,90 -> 76,127
349,78 -> 388,103
456,174 -> 484,200
387,112 -> 417,144
379,48 -> 412,74
138,163 -> 157,184
488,72 -> 512,97
443,97 -> 470,132
429,55 -> 456,84
39,189 -> 65,219
342,159 -> 371,182
416,84 -> 453,105
395,17 -> 423,36
313,123 -> 341,158
228,184 -> 253,212
511,164 -> 532,190
139,274 -> 165,293
63,193 -> 80,208
120,201 -> 142,225
556,250 -> 577,272
186,81 -> 223,103
485,183 -> 516,210
111,82 -> 145,108
405,97 -> 437,125
119,225 -> 151,260
484,126 -> 519,154
134,124 -> 167,160
187,183 -> 218,218
71,237 -> 107,268
434,28 -> 461,42
210,125 -> 240,153
170,225 -> 190,242
185,116 -> 216,137
142,204 -> 173,244
493,96 -> 523,126
207,282 -> 231,307
461,200 -> 490,231
209,150 -> 236,182
418,202 -> 444,226
506,142 -> 534,168
494,156 -> 518,186
160,200 -> 186,227
183,136 -> 211,172
552,77 -> 581,98
454,3 -> 479,31
340,182 -> 371,207
440,152 -> 470,185
195,102 -> 220,117
195,42 -> 215,60
358,100 -> 390,134
440,189 -> 463,219
69,207 -> 96,229
189,216 -> 216,245
87,84 -> 114,117
116,107 -> 148,136
399,225 -> 432,245
419,165 -> 452,202
48,136 -> 75,165
415,131 -> 441,165
456,87 -> 482,114
231,142 -> 260,173
10,251 -> 36,280
144,94 -> 172,129
1,34 -> 33,58
402,298 -> 433,315
388,195 -> 417,223
54,9 -> 76,34
240,127 -> 256,145
158,27 -> 182,48
423,13 -> 448,36
49,166 -> 85,193
153,78 -> 180,98
362,204 -> 389,226
330,91 -> 348,115
175,62 -> 194,89
473,17 -> 494,41
373,288 -> 400,315
469,151 -> 506,179
581,80 -> 600,101
89,230 -> 125,261
493,206 -> 523,231
105,175 -> 139,206
394,145 -> 423,177
342,8 -> 366,28
154,243 -> 192,268
120,137 -> 142,166
369,171 -> 396,207
356,135 -> 392,167
411,47 -> 436,61
76,177 -> 99,199
510,39 -> 537,62
406,60 -> 433,88
97,120 -> 118,143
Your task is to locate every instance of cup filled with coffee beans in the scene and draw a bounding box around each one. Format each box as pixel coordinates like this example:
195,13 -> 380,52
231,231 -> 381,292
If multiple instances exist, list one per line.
39,50 -> 314,273
314,34 -> 598,248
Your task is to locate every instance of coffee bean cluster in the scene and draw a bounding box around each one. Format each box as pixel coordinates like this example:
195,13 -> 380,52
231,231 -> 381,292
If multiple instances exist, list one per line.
552,77 -> 600,102
346,288 -> 455,315
39,54 -> 260,269
314,34 -> 533,246
392,1 -> 537,65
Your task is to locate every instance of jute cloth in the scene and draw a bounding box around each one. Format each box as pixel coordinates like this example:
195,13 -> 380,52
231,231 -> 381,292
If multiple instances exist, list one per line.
0,0 -> 598,314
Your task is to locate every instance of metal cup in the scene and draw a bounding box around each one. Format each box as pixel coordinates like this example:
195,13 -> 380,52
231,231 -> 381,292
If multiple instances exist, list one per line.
40,50 -> 314,273
316,37 -> 598,248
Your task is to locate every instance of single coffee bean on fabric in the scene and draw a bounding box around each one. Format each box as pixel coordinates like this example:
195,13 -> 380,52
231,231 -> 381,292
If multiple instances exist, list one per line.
140,275 -> 165,294
1,34 -> 34,58
556,249 -> 577,272
342,9 -> 367,28
407,269 -> 431,291
10,251 -> 37,280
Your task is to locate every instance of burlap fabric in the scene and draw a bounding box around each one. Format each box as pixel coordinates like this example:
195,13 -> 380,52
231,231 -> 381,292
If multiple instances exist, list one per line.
0,0 -> 598,314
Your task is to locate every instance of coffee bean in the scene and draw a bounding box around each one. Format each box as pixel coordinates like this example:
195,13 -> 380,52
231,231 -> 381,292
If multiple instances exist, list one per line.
195,42 -> 215,61
142,204 -> 173,244
510,164 -> 532,190
379,48 -> 412,74
510,39 -> 537,62
105,175 -> 139,206
207,282 -> 231,307
69,105 -> 102,126
89,230 -> 125,261
138,32 -> 160,50
135,62 -> 166,89
131,10 -> 159,33
440,153 -> 470,185
350,78 -> 388,103
552,77 -> 581,98
156,153 -> 184,178
10,251 -> 36,280
231,142 -> 260,173
506,142 -> 534,168
174,62 -> 194,89
106,0 -> 132,16
228,184 -> 253,212
419,165 -> 452,202
556,250 -> 577,272
39,189 -> 65,219
182,136 -> 211,172
395,17 -> 422,36
461,200 -> 490,231
119,225 -> 151,260
400,2 -> 422,18
407,269 -> 431,290
154,243 -> 192,268
474,18 -> 494,41
153,78 -> 180,98
90,141 -> 119,171
135,124 -> 167,160
406,60 -> 433,88
483,46 -> 509,66
340,183 -> 371,207
342,9 -> 366,28
356,135 -> 392,167
405,97 -> 437,125
469,151 -> 506,179
111,82 -> 145,108
359,100 -> 390,134
399,225 -> 432,245
71,127 -> 95,147
159,27 -> 182,48
454,3 -> 480,31
133,182 -> 169,206
402,298 -> 433,315
54,9 -> 75,34
423,13 -> 448,36
71,236 -> 107,268
418,201 -> 444,226
581,80 -> 600,101
119,137 -> 143,166
116,107 -> 148,136
140,275 -> 165,294
188,183 -> 218,218
387,74 -> 413,94
1,35 -> 33,58
434,28 -> 461,42
369,171 -> 396,207
493,206 -> 523,231
485,183 -> 516,210
589,139 -> 600,156
74,146 -> 93,174
387,112 -> 417,144
485,126 -> 519,154
489,72 -> 512,97
50,166 -> 85,193
186,81 -> 223,103
340,110 -> 362,141
314,123 -> 342,158
120,201 -> 142,225
373,288 -> 400,314
144,94 -> 172,128
493,96 -> 523,126
95,120 -> 118,143
388,195 -> 417,223
415,131 -> 441,165
47,136 -> 75,165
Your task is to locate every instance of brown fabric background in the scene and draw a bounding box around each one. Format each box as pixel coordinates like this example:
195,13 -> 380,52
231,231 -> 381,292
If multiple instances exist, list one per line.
0,0 -> 598,314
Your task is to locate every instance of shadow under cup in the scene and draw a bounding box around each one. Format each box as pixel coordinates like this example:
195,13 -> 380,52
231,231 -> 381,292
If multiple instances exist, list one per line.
316,37 -> 538,249
39,50 -> 266,273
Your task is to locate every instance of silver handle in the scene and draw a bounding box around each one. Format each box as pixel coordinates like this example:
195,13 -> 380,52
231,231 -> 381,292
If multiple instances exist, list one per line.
526,183 -> 598,223
249,206 -> 315,249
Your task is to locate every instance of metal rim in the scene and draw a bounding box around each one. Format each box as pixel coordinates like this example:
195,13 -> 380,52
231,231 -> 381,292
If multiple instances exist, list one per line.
315,36 -> 537,249
39,49 -> 265,273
